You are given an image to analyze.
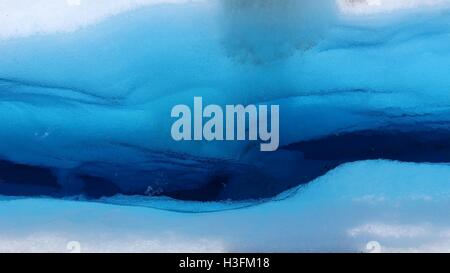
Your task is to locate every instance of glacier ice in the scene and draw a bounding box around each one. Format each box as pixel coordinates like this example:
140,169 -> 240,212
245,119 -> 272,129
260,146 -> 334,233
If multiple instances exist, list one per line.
1,0 -> 450,253
2,160 -> 450,252
1,1 -> 450,202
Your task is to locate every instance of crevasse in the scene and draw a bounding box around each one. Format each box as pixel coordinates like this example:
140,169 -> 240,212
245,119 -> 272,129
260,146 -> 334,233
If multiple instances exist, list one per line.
1,0 -> 450,201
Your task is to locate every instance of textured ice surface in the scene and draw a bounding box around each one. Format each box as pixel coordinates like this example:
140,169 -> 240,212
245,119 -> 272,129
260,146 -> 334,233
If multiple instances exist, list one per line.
2,160 -> 450,253
0,0 -> 205,40
1,2 -> 450,256
339,0 -> 450,14
1,0 -> 450,200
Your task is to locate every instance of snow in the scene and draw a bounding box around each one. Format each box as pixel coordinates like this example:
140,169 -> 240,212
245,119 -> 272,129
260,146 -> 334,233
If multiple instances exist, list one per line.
0,0 -> 205,40
338,0 -> 450,15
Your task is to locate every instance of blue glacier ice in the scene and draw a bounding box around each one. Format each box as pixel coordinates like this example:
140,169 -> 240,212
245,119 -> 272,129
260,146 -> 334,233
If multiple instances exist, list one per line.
1,0 -> 450,201
1,0 -> 450,252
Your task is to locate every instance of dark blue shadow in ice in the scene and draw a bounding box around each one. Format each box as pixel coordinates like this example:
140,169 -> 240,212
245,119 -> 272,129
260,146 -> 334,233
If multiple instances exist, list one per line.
2,128 -> 450,201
